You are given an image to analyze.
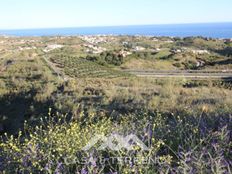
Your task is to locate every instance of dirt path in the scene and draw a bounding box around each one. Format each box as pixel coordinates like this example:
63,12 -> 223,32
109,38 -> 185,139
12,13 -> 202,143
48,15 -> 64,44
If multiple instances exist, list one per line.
42,56 -> 69,81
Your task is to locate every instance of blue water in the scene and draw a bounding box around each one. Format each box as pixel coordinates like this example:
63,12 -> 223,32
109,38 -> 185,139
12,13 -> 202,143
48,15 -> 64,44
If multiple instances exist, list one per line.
0,23 -> 232,38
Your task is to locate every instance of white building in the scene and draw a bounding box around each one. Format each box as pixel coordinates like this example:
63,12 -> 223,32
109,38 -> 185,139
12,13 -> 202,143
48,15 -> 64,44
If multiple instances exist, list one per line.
119,50 -> 132,57
192,50 -> 209,55
134,46 -> 145,51
43,44 -> 64,52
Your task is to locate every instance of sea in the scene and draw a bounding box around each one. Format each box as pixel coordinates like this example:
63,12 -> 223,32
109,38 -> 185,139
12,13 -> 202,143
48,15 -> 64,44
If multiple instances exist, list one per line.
0,23 -> 232,38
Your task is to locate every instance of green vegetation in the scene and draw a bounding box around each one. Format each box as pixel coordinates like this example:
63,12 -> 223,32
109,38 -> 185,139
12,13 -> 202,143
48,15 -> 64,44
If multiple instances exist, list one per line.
49,54 -> 127,78
87,51 -> 124,66
1,109 -> 231,173
0,36 -> 231,173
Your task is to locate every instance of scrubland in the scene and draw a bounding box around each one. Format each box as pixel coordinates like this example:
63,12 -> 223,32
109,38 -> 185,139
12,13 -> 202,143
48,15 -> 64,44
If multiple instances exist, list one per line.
0,36 -> 231,173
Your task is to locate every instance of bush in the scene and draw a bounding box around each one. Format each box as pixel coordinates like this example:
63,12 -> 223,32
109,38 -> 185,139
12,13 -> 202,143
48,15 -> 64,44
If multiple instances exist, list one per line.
101,52 -> 123,66
86,52 -> 124,66
0,110 -> 231,173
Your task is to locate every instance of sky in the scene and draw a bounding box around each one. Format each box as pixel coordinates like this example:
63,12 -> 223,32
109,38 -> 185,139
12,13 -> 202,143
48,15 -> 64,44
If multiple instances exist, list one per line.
0,0 -> 232,29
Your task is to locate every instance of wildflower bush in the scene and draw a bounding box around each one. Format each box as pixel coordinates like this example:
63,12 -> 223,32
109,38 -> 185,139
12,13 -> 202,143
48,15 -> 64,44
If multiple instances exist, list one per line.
0,109 -> 231,173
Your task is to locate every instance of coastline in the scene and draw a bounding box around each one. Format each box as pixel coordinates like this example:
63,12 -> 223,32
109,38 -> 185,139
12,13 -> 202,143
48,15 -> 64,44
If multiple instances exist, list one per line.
0,22 -> 232,38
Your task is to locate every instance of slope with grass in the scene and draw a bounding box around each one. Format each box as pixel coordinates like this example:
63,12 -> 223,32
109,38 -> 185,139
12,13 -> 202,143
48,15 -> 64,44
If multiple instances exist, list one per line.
0,36 -> 232,173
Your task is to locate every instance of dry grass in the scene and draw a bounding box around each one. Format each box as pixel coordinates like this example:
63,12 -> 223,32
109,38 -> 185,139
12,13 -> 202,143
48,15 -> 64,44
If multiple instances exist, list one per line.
121,59 -> 175,70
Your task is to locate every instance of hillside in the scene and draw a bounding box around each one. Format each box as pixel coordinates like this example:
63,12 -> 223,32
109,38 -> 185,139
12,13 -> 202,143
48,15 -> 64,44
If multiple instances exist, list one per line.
0,35 -> 231,173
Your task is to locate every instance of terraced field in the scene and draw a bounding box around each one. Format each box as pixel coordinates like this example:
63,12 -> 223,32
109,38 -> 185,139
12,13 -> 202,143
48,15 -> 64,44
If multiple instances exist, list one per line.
49,55 -> 128,78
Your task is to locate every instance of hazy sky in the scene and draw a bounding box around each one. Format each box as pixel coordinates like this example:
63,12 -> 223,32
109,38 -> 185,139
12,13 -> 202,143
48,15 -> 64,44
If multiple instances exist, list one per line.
0,0 -> 232,29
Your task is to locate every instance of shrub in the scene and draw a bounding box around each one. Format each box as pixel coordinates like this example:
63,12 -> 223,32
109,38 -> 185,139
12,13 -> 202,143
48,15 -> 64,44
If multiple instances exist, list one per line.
102,52 -> 123,66
0,110 -> 231,173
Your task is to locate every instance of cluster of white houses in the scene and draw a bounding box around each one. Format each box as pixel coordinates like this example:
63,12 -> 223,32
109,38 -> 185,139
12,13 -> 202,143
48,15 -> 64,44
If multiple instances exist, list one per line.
43,44 -> 64,52
84,44 -> 106,54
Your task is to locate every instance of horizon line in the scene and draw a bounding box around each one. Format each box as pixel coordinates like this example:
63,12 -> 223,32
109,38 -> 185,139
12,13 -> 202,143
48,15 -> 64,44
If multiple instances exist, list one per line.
1,21 -> 232,31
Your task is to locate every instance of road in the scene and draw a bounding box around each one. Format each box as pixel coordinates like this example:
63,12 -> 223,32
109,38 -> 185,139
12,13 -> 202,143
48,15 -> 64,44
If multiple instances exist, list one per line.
123,70 -> 232,80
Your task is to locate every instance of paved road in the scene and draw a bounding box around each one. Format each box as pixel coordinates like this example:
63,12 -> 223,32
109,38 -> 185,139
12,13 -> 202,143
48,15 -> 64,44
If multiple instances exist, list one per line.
123,70 -> 232,79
